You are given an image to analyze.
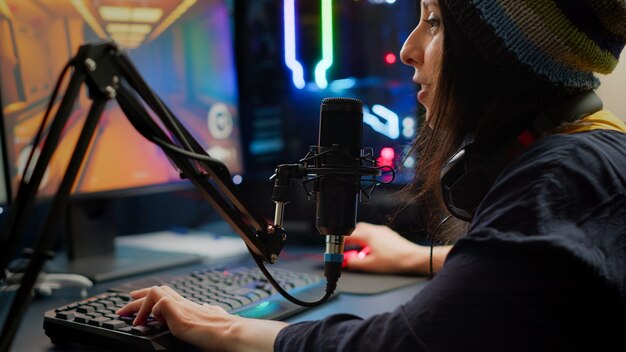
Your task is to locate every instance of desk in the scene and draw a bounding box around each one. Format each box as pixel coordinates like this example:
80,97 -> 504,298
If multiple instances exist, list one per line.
9,252 -> 429,351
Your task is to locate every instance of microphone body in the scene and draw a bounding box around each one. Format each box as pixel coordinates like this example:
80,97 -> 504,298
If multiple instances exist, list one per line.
315,97 -> 364,276
271,97 -> 373,295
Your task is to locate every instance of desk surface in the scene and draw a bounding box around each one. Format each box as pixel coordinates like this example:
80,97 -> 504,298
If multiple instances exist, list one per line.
9,252 -> 429,351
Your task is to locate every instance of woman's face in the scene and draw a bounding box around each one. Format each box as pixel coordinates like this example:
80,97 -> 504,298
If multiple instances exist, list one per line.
400,0 -> 444,121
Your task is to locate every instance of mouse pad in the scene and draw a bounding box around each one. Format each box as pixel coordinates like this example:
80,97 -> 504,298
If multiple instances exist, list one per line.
336,271 -> 427,295
276,252 -> 428,295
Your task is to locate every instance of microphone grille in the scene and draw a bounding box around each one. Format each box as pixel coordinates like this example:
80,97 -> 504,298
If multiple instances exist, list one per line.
321,97 -> 363,112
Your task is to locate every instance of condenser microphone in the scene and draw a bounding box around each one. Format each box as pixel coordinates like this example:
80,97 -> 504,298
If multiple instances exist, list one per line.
314,97 -> 364,285
270,97 -> 381,295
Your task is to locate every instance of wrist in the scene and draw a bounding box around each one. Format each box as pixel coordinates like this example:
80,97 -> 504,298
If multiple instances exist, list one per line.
411,244 -> 452,276
396,243 -> 428,275
229,317 -> 289,352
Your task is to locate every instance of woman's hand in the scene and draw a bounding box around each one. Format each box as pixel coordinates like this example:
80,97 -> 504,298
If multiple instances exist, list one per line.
344,222 -> 452,276
116,286 -> 287,352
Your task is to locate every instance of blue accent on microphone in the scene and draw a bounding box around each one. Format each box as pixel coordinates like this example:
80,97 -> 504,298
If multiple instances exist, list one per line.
324,253 -> 344,263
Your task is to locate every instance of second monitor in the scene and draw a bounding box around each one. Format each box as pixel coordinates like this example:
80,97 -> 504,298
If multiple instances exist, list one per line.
0,0 -> 243,281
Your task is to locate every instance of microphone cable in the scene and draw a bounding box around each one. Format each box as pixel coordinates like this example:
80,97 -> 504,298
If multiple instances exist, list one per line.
250,248 -> 334,308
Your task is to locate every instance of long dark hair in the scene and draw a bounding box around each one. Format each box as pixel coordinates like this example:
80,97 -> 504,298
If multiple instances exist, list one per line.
401,0 -> 546,242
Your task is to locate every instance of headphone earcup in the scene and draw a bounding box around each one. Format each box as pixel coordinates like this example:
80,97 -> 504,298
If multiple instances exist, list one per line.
441,147 -> 482,221
440,145 -> 510,221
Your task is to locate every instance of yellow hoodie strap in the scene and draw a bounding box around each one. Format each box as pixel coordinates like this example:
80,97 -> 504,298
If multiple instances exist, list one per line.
560,110 -> 626,134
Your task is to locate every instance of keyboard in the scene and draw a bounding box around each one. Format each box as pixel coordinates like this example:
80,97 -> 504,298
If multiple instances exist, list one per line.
43,265 -> 325,351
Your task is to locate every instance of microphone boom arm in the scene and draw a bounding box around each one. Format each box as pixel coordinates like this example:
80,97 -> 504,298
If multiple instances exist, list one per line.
0,41 -> 285,351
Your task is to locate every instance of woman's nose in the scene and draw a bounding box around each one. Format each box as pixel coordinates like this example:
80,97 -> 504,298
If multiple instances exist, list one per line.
400,28 -> 422,67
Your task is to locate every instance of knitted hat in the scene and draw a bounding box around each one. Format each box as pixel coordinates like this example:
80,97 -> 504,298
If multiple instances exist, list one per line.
442,0 -> 626,98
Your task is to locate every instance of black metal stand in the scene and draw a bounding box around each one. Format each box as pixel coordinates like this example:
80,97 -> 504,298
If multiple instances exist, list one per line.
0,41 -> 290,351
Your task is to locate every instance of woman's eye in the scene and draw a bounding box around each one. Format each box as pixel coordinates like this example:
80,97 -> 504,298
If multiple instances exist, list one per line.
423,15 -> 441,34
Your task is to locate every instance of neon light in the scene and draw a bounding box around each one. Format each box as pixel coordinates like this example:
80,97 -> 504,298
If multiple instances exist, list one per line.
364,111 -> 390,138
284,0 -> 334,89
364,105 -> 400,139
376,147 -> 395,168
385,52 -> 396,64
249,138 -> 285,154
403,155 -> 415,168
372,105 -> 400,139
235,301 -> 280,319
256,301 -> 271,309
381,147 -> 395,160
314,0 -> 334,89
402,117 -> 416,138
284,0 -> 306,89
328,77 -> 357,91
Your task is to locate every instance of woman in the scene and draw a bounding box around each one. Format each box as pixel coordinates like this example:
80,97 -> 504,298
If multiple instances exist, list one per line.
118,0 -> 626,350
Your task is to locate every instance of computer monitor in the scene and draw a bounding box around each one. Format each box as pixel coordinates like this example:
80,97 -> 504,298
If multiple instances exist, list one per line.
235,0 -> 420,235
0,0 -> 243,281
0,120 -> 8,208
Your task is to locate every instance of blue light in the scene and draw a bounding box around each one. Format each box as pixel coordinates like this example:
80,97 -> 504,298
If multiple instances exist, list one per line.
284,0 -> 306,89
249,138 -> 285,155
363,104 -> 400,139
328,77 -> 357,91
235,301 -> 281,319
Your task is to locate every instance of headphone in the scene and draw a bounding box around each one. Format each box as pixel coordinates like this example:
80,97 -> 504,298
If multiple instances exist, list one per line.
440,90 -> 604,222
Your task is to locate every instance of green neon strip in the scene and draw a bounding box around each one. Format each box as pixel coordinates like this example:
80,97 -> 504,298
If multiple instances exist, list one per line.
314,0 -> 333,89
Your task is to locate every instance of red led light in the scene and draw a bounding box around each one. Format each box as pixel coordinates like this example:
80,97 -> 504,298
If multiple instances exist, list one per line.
376,147 -> 395,168
381,147 -> 395,159
385,53 -> 396,64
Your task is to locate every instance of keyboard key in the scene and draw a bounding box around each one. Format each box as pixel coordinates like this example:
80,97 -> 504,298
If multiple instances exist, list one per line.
73,314 -> 90,324
77,306 -> 95,314
55,311 -> 75,320
119,315 -> 135,324
88,302 -> 106,311
88,316 -> 111,327
146,321 -> 166,333
131,325 -> 154,336
102,320 -> 128,330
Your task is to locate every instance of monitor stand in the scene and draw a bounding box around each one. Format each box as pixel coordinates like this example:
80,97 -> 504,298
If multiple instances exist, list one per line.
46,197 -> 202,283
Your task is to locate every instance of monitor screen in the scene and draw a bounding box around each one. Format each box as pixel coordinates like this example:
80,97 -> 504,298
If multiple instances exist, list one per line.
0,121 -> 8,207
0,0 -> 243,280
236,0 -> 419,184
0,0 -> 242,201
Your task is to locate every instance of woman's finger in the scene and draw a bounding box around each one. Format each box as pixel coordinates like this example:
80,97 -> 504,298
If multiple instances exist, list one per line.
129,287 -> 151,299
151,296 -> 172,324
115,297 -> 145,316
133,286 -> 166,325
158,285 -> 184,300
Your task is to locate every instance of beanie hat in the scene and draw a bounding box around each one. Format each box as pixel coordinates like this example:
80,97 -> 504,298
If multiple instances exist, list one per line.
442,0 -> 626,98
